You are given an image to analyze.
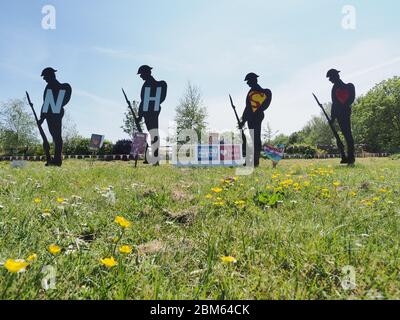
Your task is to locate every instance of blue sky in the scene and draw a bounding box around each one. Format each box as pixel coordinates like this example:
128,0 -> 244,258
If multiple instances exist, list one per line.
1,0 -> 399,142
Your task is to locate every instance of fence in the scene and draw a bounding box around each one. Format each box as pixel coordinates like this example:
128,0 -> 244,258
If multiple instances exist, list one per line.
0,152 -> 391,162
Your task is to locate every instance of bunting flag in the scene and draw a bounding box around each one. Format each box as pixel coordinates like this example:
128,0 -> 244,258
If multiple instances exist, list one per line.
262,144 -> 285,162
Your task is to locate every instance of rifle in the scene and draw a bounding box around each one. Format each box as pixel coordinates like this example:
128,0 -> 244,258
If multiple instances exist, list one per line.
229,95 -> 247,157
26,91 -> 52,164
121,88 -> 148,166
122,88 -> 143,133
312,93 -> 347,160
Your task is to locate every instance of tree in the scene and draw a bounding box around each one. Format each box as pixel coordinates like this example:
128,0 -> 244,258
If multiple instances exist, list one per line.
352,76 -> 400,153
175,82 -> 208,141
0,99 -> 38,155
299,113 -> 334,146
121,101 -> 144,138
62,111 -> 79,143
262,122 -> 279,145
271,133 -> 289,146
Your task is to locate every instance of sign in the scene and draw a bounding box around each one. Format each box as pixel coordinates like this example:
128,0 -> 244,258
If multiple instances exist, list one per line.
131,132 -> 148,158
172,144 -> 244,167
220,144 -> 242,162
198,145 -> 220,165
262,144 -> 285,162
89,134 -> 105,151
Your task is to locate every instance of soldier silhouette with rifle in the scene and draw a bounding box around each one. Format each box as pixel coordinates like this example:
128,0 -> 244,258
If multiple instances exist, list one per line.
327,69 -> 356,165
137,65 -> 167,166
240,73 -> 272,167
38,67 -> 72,167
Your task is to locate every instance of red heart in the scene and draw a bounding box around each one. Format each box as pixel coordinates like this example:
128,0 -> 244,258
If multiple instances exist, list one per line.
336,88 -> 350,104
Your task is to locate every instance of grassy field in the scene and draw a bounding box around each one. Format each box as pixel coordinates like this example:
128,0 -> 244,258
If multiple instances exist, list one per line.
0,158 -> 399,300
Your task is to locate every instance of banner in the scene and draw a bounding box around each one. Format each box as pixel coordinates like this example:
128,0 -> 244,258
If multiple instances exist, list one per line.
131,133 -> 148,158
88,134 -> 105,151
262,144 -> 285,162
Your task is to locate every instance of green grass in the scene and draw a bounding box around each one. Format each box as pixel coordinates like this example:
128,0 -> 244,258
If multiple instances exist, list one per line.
0,158 -> 399,300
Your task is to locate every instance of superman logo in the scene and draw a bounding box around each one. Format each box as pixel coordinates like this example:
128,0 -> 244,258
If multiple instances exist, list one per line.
248,91 -> 267,112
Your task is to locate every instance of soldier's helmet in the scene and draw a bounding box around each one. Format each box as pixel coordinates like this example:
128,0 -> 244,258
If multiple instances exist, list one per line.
244,72 -> 259,81
137,65 -> 153,75
326,69 -> 340,78
41,67 -> 57,77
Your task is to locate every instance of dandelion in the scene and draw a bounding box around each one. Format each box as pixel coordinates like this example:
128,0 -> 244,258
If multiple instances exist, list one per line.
280,179 -> 293,187
213,201 -> 225,206
115,216 -> 131,229
333,181 -> 341,187
56,197 -> 65,203
4,259 -> 29,273
48,244 -> 61,255
372,197 -> 381,202
220,256 -> 237,264
234,200 -> 246,208
34,198 -> 41,204
350,191 -> 357,197
205,194 -> 213,199
100,257 -> 118,268
211,187 -> 223,193
27,254 -> 38,263
119,245 -> 132,254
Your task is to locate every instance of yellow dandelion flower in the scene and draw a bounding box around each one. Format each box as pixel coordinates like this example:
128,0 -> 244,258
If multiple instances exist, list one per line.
333,181 -> 341,187
100,257 -> 118,268
213,201 -> 225,206
372,197 -> 381,202
350,191 -> 357,197
56,197 -> 65,203
234,200 -> 246,208
27,254 -> 38,263
119,245 -> 132,254
220,256 -> 237,264
205,194 -> 213,199
34,198 -> 41,204
4,259 -> 29,273
303,181 -> 311,187
211,187 -> 223,193
114,216 -> 131,229
48,244 -> 61,255
112,236 -> 120,243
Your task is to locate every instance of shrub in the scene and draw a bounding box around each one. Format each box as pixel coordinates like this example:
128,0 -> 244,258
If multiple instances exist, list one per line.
285,144 -> 318,158
112,139 -> 132,155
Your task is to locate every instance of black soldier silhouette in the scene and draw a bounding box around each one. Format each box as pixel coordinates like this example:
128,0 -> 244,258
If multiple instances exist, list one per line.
240,73 -> 272,167
39,67 -> 72,166
137,65 -> 167,165
327,69 -> 356,165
